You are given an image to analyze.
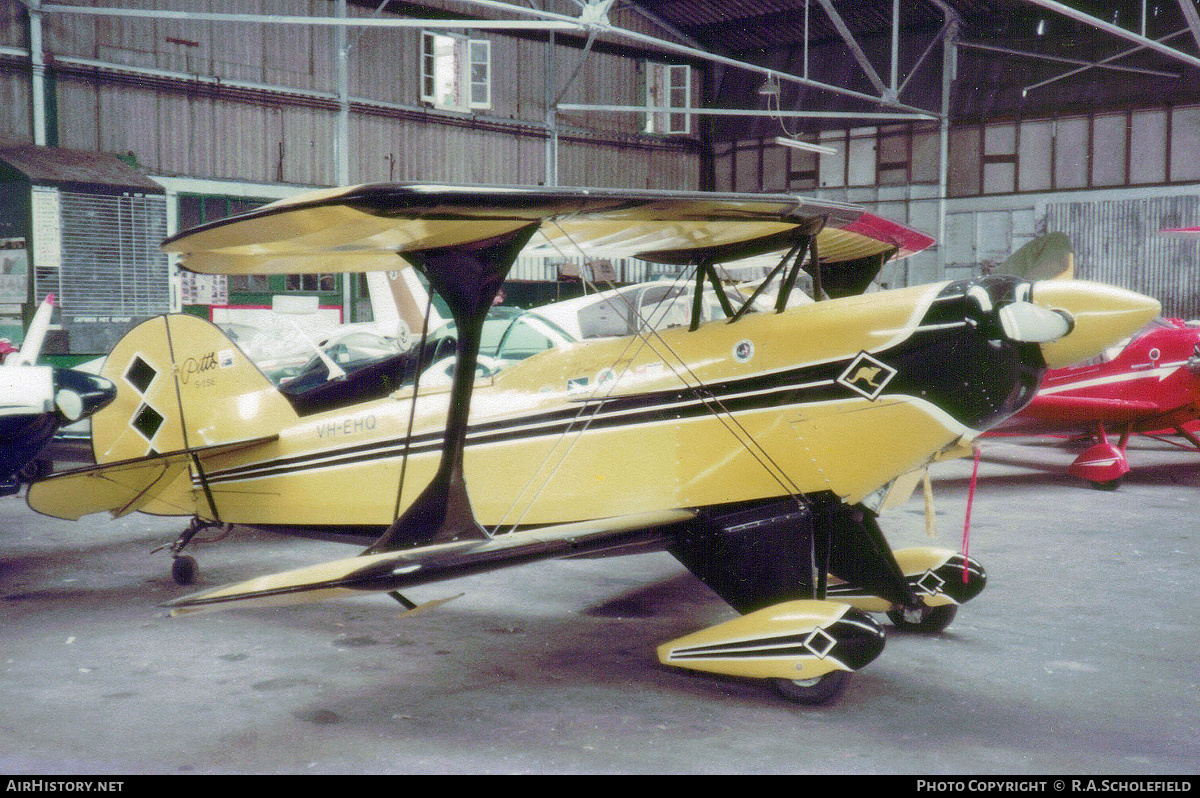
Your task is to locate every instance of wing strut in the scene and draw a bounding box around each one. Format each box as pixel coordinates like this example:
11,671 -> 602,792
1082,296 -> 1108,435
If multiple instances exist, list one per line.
784,235 -> 820,308
728,236 -> 810,323
364,223 -> 541,554
689,258 -> 736,331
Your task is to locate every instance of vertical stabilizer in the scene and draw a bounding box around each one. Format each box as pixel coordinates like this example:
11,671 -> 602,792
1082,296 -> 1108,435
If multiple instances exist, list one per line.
366,268 -> 444,342
11,293 -> 55,367
91,315 -> 297,465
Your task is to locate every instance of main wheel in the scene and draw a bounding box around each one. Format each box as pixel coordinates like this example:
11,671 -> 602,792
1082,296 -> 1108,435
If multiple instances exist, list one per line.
1089,478 -> 1122,491
770,670 -> 852,705
887,603 -> 957,633
171,555 -> 198,585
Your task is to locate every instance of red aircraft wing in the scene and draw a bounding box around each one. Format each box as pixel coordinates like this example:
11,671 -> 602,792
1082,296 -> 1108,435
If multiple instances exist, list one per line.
1015,393 -> 1164,427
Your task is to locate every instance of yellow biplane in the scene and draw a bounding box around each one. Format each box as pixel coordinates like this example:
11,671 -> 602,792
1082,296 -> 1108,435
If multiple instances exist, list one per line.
26,184 -> 1159,704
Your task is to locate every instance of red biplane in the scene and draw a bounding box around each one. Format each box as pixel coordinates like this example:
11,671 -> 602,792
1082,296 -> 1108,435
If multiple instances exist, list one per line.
989,230 -> 1200,489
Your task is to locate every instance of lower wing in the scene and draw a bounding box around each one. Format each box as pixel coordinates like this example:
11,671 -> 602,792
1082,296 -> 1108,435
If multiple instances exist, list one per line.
1018,394 -> 1162,426
166,508 -> 696,615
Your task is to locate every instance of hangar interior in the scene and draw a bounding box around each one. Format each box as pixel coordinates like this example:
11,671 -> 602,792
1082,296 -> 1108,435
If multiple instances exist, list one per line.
3,0 -> 1200,355
2,0 -> 1200,776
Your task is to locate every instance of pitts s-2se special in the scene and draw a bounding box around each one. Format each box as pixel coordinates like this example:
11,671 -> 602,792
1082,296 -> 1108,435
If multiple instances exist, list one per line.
26,185 -> 1159,704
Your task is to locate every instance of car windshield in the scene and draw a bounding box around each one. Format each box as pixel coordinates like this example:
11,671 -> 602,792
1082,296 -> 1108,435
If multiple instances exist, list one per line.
280,332 -> 404,386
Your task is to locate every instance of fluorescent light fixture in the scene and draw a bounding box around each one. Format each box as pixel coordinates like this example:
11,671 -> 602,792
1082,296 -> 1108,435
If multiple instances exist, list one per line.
773,136 -> 837,155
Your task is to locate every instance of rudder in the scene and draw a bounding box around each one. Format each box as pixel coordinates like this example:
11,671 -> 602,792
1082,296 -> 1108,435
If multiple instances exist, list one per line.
92,315 -> 296,465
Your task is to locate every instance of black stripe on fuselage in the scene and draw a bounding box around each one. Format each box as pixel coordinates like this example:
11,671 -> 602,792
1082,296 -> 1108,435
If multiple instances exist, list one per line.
196,360 -> 854,486
195,276 -> 1047,488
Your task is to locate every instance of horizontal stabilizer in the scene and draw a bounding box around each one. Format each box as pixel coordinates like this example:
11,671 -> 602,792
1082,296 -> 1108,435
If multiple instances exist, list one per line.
166,508 -> 696,615
27,434 -> 277,521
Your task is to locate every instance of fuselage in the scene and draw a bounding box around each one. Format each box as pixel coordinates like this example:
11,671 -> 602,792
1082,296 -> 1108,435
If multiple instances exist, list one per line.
186,275 -> 1048,533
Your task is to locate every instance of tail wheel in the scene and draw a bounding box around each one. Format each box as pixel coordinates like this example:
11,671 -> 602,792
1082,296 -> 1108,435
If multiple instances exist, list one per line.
771,670 -> 852,705
171,555 -> 198,585
887,604 -> 958,633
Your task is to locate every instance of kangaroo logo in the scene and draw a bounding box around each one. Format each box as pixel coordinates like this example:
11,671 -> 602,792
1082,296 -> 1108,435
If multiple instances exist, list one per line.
847,365 -> 884,389
837,352 -> 896,400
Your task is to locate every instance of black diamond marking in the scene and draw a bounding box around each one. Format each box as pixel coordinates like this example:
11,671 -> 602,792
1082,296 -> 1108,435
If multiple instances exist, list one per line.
132,403 -> 164,441
916,569 -> 946,597
804,627 -> 837,658
125,356 -> 157,394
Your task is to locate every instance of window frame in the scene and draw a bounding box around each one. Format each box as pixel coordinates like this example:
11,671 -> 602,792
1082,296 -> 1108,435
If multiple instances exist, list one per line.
421,30 -> 492,113
643,61 -> 692,135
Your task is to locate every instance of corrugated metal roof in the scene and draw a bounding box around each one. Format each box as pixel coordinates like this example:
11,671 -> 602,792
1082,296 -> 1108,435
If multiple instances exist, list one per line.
0,145 -> 164,192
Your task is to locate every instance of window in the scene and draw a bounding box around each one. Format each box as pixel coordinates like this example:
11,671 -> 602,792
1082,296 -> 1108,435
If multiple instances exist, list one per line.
496,317 -> 557,361
179,194 -> 271,297
644,62 -> 691,135
229,274 -> 270,293
468,39 -> 491,108
285,274 -> 336,292
421,31 -> 491,112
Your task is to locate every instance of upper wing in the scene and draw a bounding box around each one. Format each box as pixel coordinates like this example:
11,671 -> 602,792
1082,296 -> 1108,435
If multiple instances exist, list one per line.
161,184 -> 934,275
1018,393 -> 1162,426
27,434 -> 277,521
1159,227 -> 1200,238
165,508 -> 696,615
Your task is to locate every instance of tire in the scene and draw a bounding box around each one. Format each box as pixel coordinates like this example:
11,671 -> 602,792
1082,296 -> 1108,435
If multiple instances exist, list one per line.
887,603 -> 958,633
18,458 -> 51,482
770,670 -> 852,705
171,555 -> 198,585
1090,478 -> 1122,491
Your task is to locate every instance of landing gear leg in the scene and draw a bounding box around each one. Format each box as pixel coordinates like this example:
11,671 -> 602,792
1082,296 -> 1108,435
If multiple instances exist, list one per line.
1175,424 -> 1200,452
154,517 -> 232,585
1070,422 -> 1132,489
664,498 -> 892,704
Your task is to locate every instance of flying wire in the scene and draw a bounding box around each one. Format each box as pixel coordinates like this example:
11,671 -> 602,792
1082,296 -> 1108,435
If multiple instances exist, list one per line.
487,223 -> 813,534
486,230 -> 700,535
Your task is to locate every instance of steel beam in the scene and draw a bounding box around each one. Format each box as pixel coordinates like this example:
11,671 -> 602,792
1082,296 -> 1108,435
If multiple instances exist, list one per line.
39,4 -> 577,30
1177,0 -> 1200,53
898,17 -> 954,96
958,40 -> 1180,78
557,103 -> 935,121
1021,0 -> 1200,71
43,0 -> 940,117
27,2 -> 47,146
453,0 -> 934,114
1022,28 -> 1189,93
890,0 -> 900,94
815,0 -> 892,100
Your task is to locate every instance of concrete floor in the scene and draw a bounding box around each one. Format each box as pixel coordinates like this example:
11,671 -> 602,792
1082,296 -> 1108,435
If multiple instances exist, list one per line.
1,436 -> 1197,775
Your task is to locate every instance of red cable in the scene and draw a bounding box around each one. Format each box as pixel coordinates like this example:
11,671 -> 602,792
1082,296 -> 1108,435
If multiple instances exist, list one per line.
961,448 -> 981,583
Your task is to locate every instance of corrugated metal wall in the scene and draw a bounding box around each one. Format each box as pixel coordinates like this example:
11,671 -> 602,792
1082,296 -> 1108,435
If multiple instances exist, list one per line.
1045,196 -> 1200,319
0,0 -> 702,189
0,70 -> 30,140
